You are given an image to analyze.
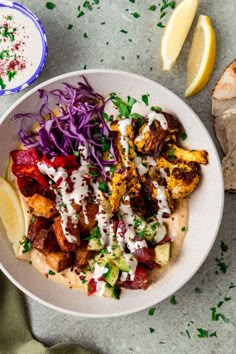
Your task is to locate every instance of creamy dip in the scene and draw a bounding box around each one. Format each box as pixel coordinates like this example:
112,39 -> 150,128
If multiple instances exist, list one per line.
0,5 -> 45,91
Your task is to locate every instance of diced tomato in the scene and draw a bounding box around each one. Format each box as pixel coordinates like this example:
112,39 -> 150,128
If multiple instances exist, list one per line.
12,164 -> 48,187
135,247 -> 155,265
41,154 -> 79,169
120,265 -> 148,290
10,148 -> 40,165
17,177 -> 55,199
116,219 -> 126,237
87,278 -> 97,296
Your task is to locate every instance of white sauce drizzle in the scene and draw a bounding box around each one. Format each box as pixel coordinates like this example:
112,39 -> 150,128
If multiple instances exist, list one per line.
154,224 -> 167,243
117,119 -> 131,166
134,111 -> 168,144
93,263 -> 109,296
38,151 -> 91,242
152,181 -> 171,219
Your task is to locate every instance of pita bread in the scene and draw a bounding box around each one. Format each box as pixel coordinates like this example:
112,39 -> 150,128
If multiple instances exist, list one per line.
212,60 -> 236,192
212,59 -> 236,100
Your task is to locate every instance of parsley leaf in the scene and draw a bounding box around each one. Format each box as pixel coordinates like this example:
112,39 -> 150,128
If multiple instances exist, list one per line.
148,307 -> 156,316
46,2 -> 56,10
197,328 -> 208,338
170,295 -> 177,305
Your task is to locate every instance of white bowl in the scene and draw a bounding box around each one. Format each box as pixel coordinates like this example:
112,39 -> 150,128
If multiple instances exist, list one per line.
0,69 -> 224,317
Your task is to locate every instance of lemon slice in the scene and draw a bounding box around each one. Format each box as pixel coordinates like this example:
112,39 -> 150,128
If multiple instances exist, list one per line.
161,0 -> 199,71
185,15 -> 216,97
0,177 -> 25,247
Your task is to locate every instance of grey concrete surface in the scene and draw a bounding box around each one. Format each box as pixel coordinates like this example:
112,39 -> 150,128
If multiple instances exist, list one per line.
1,1 -> 235,353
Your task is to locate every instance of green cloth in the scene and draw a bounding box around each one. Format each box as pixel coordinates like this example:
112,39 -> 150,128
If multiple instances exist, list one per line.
0,271 -> 94,354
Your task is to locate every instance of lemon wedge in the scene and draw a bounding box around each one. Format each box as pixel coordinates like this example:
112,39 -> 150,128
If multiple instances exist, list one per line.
185,15 -> 216,97
161,0 -> 199,71
0,177 -> 25,247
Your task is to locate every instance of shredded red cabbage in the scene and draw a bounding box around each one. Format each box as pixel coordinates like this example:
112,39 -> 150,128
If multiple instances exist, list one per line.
13,76 -> 116,177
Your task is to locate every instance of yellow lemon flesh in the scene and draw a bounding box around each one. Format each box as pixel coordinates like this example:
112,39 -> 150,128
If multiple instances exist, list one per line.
185,15 -> 216,97
161,0 -> 199,71
0,177 -> 25,247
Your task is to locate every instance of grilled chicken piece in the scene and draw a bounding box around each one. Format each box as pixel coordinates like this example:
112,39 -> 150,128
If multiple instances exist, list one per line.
141,173 -> 175,216
27,194 -> 58,218
77,203 -> 99,235
164,144 -> 208,165
52,216 -> 80,252
156,157 -> 201,199
75,246 -> 92,267
46,251 -> 72,272
28,216 -> 59,254
135,112 -> 183,156
109,166 -> 126,213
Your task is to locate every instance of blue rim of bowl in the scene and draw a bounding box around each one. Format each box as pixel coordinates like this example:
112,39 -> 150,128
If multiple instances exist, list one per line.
0,1 -> 48,96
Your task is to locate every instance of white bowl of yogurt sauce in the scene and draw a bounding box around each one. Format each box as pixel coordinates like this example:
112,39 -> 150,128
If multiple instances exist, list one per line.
0,1 -> 47,96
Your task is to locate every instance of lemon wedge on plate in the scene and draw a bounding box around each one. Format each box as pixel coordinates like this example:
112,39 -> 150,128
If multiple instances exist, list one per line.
161,0 -> 199,71
0,177 -> 25,249
185,15 -> 216,97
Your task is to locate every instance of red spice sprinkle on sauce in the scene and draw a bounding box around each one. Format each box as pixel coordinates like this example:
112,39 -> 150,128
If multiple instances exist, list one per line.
0,13 -> 30,90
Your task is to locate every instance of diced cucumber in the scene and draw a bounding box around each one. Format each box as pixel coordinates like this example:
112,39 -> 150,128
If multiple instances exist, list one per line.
88,258 -> 95,272
154,242 -> 170,266
144,221 -> 161,242
103,262 -> 119,286
103,283 -> 121,300
87,237 -> 103,251
112,256 -> 130,272
94,252 -> 109,265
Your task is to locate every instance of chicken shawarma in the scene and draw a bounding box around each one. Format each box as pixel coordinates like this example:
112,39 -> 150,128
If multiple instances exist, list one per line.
3,78 -> 208,299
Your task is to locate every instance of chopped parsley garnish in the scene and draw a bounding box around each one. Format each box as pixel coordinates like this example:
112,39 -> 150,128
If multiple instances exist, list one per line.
129,0 -> 135,3
120,29 -> 128,34
142,94 -> 149,106
215,257 -> 228,274
67,24 -> 73,30
102,112 -> 112,122
98,182 -> 109,193
210,331 -> 217,337
151,105 -> 162,112
149,5 -> 157,11
194,287 -> 202,293
48,270 -> 56,275
30,216 -> 35,225
0,50 -> 10,59
186,329 -> 191,339
137,230 -> 146,238
151,222 -> 160,231
224,297 -> 231,301
28,260 -> 32,265
170,295 -> 177,304
73,150 -> 79,157
77,11 -> 85,18
46,2 -> 56,10
83,32 -> 88,38
83,1 -> 92,11
181,226 -> 187,232
149,327 -> 155,333
157,22 -> 165,28
20,236 -> 32,254
181,132 -> 187,141
167,148 -> 175,158
197,328 -> 208,338
132,12 -> 140,18
0,78 -> 6,90
101,136 -> 110,152
101,21 -> 105,25
210,307 -> 229,323
7,70 -> 16,81
220,240 -> 228,253
134,218 -> 142,227
148,308 -> 156,316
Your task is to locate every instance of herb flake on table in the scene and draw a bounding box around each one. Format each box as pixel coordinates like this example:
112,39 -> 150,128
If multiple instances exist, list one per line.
149,327 -> 155,333
132,12 -> 140,18
197,328 -> 209,338
67,24 -> 73,30
148,307 -> 156,316
46,2 -> 56,10
120,29 -> 128,34
170,295 -> 177,304
149,5 -> 157,11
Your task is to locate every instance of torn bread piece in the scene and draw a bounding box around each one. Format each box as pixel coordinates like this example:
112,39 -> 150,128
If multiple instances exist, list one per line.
212,59 -> 236,118
212,60 -> 236,192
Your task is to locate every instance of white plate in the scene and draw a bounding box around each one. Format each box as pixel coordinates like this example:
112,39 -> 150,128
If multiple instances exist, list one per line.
0,69 -> 224,317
